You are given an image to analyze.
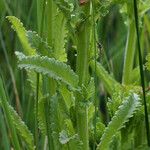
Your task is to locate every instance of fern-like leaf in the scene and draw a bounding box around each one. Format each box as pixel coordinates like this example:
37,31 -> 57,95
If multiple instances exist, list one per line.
96,93 -> 141,150
15,52 -> 79,90
6,16 -> 35,55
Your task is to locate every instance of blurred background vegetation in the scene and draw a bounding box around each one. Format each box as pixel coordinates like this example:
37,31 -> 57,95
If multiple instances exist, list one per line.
0,0 -> 150,149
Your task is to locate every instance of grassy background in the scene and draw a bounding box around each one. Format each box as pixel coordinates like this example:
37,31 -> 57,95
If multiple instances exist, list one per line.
0,0 -> 150,149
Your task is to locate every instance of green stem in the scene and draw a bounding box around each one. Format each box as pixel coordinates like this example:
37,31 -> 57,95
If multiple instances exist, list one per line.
122,1 -> 136,84
45,1 -> 57,149
91,0 -> 97,149
35,73 -> 39,149
46,0 -> 53,46
35,0 -> 46,149
43,77 -> 56,150
76,4 -> 91,150
39,1 -> 56,149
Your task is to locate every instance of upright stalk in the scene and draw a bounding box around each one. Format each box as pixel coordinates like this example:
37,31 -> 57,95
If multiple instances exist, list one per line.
37,0 -> 56,149
76,3 -> 91,150
35,0 -> 46,149
91,1 -> 98,149
35,74 -> 39,149
122,1 -> 136,84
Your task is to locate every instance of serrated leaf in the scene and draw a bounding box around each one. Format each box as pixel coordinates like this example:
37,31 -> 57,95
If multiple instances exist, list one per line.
26,31 -> 54,57
15,52 -> 79,90
45,2 -> 68,62
0,77 -> 34,150
59,84 -> 75,110
97,93 -> 141,150
6,16 -> 35,55
8,104 -> 34,150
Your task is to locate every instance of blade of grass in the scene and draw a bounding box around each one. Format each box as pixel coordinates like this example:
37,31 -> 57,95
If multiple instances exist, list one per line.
133,0 -> 150,146
2,0 -> 12,15
0,108 -> 10,150
0,27 -> 22,116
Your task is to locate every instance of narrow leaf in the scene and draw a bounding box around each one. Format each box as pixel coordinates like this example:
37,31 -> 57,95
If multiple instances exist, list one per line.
90,60 -> 121,94
0,77 -> 34,150
97,93 -> 141,150
6,16 -> 35,55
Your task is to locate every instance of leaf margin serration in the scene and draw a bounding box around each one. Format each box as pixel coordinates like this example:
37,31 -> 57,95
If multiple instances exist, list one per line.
15,52 -> 79,90
96,93 -> 141,150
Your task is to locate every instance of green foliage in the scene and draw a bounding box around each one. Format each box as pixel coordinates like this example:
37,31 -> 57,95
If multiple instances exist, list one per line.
0,77 -> 34,150
45,1 -> 68,62
15,52 -> 79,90
37,95 -> 48,135
7,103 -> 34,150
90,60 -> 121,94
97,93 -> 141,150
6,16 -> 35,55
26,31 -> 54,57
59,130 -> 83,150
1,0 -> 150,149
146,53 -> 150,70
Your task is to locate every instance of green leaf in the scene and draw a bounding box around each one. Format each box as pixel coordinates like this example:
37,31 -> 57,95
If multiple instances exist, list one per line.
50,94 -> 62,150
59,84 -> 75,110
26,31 -> 54,57
146,53 -> 150,71
8,103 -> 34,150
0,77 -> 20,150
45,2 -> 68,62
37,95 -> 47,135
59,130 -> 82,149
97,93 -> 141,150
6,16 -> 35,55
15,52 -> 79,90
59,130 -> 71,144
90,60 -> 121,94
0,77 -> 34,150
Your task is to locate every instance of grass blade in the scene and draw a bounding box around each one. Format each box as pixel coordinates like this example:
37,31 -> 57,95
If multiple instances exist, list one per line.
133,0 -> 150,146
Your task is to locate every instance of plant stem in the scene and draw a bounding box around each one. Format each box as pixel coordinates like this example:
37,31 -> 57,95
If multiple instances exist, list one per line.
133,0 -> 150,146
76,3 -> 91,150
40,1 -> 56,149
35,73 -> 39,149
91,0 -> 97,149
122,1 -> 136,84
46,0 -> 53,46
